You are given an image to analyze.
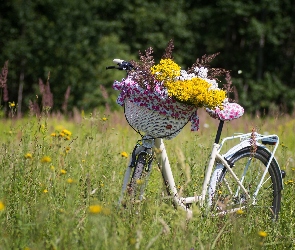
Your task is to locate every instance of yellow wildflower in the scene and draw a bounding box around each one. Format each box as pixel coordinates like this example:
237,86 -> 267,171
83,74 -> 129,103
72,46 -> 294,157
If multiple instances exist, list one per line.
0,201 -> 5,211
62,129 -> 72,136
24,153 -> 33,159
65,146 -> 71,153
136,179 -> 144,185
151,58 -> 181,82
60,169 -> 67,174
50,132 -> 57,137
89,205 -> 102,214
165,77 -> 226,109
102,117 -> 107,121
285,180 -> 294,185
258,231 -> 267,237
9,102 -> 16,107
41,156 -> 51,163
43,189 -> 48,193
67,178 -> 74,184
149,56 -> 226,109
236,209 -> 244,215
50,165 -> 55,170
121,151 -> 128,158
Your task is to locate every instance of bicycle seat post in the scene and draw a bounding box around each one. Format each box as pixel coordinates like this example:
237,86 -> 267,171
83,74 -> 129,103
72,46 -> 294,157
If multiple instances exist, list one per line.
214,120 -> 224,144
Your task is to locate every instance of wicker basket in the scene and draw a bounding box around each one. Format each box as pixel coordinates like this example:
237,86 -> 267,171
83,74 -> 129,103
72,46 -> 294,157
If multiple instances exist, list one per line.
124,99 -> 191,139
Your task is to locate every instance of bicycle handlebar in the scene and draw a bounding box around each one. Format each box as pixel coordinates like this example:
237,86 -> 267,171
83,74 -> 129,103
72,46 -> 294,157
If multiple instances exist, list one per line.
106,59 -> 134,71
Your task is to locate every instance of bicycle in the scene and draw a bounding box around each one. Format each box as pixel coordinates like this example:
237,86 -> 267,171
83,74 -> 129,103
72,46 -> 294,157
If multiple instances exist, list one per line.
106,59 -> 285,220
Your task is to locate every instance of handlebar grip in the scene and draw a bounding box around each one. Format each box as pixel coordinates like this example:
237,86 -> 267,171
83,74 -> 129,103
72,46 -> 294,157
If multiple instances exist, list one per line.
106,66 -> 116,70
113,59 -> 124,64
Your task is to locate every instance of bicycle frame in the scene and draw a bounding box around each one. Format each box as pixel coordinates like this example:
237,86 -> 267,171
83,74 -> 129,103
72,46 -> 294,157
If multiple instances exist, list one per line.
155,139 -> 250,209
120,122 -> 283,215
154,131 -> 282,211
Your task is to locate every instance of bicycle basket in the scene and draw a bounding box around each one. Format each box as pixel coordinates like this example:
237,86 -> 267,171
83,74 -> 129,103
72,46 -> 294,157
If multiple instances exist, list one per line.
124,99 -> 190,139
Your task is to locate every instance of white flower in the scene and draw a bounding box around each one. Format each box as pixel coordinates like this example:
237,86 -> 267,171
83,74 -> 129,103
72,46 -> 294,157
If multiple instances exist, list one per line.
194,67 -> 208,78
223,98 -> 229,104
206,78 -> 219,90
176,70 -> 196,81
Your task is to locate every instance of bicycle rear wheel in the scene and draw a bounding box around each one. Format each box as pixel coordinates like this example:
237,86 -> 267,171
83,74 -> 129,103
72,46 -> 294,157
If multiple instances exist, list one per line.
210,146 -> 282,219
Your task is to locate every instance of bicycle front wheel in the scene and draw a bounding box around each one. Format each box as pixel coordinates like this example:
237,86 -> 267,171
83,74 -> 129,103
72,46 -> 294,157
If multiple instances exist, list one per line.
210,146 -> 282,219
127,153 -> 151,201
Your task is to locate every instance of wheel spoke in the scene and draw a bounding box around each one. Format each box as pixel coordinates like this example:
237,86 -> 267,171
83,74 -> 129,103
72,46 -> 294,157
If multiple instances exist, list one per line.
210,146 -> 281,219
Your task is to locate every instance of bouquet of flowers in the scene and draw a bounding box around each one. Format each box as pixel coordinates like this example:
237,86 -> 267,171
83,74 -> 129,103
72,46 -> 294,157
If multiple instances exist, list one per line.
129,39 -> 229,109
113,40 -> 243,138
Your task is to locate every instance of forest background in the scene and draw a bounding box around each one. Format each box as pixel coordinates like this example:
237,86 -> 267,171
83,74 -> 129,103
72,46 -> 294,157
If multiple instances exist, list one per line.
0,0 -> 295,117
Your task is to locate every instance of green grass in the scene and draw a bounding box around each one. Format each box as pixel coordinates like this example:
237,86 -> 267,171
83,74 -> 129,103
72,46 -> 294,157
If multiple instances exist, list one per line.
0,110 -> 295,250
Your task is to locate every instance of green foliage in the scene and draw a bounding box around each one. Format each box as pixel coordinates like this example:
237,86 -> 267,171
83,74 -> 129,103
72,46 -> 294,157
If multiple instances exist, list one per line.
0,0 -> 294,114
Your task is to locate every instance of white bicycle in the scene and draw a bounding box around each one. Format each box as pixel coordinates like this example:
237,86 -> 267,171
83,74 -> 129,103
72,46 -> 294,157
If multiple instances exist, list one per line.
106,59 -> 285,219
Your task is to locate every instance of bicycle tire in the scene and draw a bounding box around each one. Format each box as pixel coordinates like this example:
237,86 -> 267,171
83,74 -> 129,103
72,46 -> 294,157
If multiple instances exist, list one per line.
127,153 -> 149,200
211,146 -> 282,219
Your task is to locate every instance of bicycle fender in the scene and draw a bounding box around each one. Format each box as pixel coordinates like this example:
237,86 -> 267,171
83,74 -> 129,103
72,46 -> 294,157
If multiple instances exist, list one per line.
222,140 -> 252,159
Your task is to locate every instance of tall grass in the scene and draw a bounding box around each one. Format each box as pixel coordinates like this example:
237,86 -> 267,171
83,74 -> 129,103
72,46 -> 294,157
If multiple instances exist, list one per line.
0,109 -> 295,249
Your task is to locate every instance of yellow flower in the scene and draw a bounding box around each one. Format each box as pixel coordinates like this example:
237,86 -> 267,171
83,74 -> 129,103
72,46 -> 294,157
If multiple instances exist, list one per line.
9,102 -> 16,107
285,179 -> 294,185
50,165 -> 55,170
24,153 -> 33,159
151,58 -> 181,82
50,132 -> 57,137
121,151 -> 128,158
236,209 -> 244,215
149,57 -> 226,109
89,205 -> 102,214
59,132 -> 65,137
67,178 -> 74,184
258,231 -> 268,237
165,77 -> 226,109
41,156 -> 51,163
43,189 -> 48,193
136,179 -> 144,185
60,169 -> 67,174
102,117 -> 107,121
65,147 -> 71,153
62,129 -> 72,136
0,201 -> 5,211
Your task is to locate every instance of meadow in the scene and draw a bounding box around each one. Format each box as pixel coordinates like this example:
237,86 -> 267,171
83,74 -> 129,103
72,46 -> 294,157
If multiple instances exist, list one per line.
0,108 -> 295,250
